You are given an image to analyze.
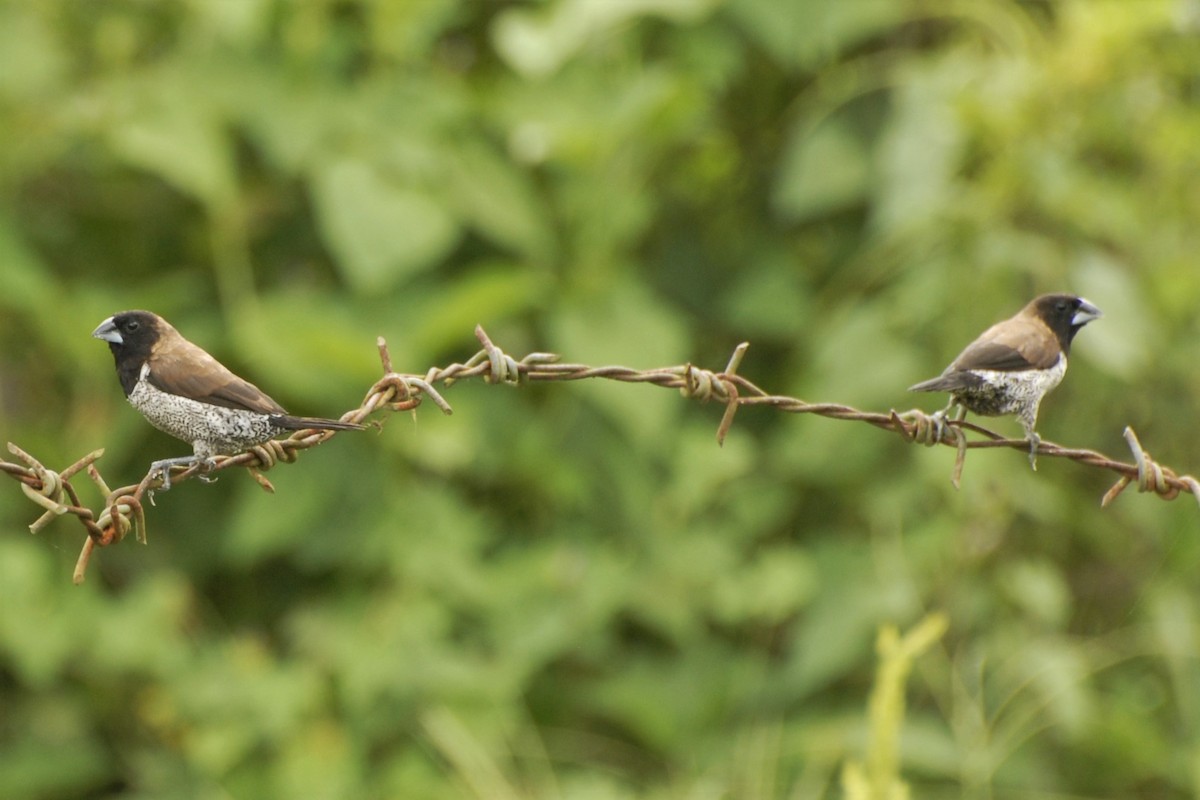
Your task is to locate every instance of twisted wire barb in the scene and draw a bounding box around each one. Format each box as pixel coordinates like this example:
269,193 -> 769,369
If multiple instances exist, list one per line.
3,325 -> 1196,584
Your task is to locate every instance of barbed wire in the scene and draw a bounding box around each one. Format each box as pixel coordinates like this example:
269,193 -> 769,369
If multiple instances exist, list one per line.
3,325 -> 1196,584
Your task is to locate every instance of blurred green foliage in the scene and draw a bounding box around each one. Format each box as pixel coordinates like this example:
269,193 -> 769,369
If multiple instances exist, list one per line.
2,0 -> 1200,797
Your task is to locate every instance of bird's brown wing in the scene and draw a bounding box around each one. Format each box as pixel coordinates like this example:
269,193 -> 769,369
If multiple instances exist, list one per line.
146,336 -> 289,414
950,317 -> 1062,372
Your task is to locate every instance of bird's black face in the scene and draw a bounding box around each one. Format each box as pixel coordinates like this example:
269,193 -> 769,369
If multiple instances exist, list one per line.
93,310 -> 159,355
1034,294 -> 1102,349
92,310 -> 162,395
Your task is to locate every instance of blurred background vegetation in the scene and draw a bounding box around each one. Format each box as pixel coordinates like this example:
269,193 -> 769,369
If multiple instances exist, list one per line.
2,0 -> 1199,797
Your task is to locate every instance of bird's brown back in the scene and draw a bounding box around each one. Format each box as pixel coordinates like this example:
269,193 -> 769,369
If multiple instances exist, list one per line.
146,326 -> 289,415
950,314 -> 1062,373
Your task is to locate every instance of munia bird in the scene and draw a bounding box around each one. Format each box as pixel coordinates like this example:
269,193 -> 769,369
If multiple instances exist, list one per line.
93,310 -> 363,489
908,293 -> 1102,468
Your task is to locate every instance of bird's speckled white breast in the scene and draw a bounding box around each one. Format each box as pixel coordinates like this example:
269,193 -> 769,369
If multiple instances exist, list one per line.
957,356 -> 1067,425
128,366 -> 279,458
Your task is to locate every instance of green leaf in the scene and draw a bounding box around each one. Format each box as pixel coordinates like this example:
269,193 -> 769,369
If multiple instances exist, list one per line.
0,7 -> 67,101
726,0 -> 908,69
774,118 -> 869,221
999,559 -> 1070,629
443,142 -> 555,263
493,0 -> 719,77
105,72 -> 237,207
874,60 -> 967,233
311,157 -> 460,291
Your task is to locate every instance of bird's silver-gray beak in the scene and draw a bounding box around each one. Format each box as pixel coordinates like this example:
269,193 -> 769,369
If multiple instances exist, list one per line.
1072,299 -> 1102,327
92,317 -> 122,344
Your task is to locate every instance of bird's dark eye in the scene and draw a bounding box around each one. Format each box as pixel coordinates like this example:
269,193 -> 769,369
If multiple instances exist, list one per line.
1056,301 -> 1068,312
126,320 -> 139,331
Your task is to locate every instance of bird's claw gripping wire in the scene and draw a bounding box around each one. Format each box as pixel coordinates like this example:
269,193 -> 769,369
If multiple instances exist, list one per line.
1026,432 -> 1041,471
147,455 -> 217,492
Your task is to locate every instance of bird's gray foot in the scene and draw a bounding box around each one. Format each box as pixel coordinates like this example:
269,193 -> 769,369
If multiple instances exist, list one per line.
929,409 -> 948,443
1027,432 -> 1041,471
149,456 -> 217,491
928,403 -> 965,444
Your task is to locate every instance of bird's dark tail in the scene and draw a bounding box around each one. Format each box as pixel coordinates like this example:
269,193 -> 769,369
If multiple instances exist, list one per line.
270,415 -> 364,432
908,372 -> 982,393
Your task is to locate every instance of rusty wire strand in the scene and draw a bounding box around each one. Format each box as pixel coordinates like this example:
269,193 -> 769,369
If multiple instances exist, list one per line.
3,325 -> 1196,584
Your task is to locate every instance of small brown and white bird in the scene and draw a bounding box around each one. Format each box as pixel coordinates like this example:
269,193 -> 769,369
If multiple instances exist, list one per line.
93,310 -> 363,489
909,293 -> 1102,468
